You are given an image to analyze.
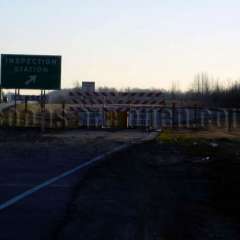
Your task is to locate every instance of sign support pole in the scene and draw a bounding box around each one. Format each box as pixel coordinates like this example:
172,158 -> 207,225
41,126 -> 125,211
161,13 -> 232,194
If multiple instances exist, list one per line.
40,90 -> 45,132
40,90 -> 42,111
24,96 -> 28,127
43,90 -> 46,112
14,89 -> 17,127
24,97 -> 28,114
62,101 -> 65,129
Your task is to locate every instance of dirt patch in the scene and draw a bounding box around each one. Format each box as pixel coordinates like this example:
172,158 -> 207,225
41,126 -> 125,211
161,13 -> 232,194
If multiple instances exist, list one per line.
159,127 -> 240,140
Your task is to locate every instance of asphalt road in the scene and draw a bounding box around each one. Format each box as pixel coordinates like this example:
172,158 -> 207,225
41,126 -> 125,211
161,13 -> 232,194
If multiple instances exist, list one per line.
0,129 -> 149,240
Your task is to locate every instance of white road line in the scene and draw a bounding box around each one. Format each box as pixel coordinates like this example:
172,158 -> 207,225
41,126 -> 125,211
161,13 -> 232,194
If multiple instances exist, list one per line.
0,184 -> 71,188
0,143 -> 129,211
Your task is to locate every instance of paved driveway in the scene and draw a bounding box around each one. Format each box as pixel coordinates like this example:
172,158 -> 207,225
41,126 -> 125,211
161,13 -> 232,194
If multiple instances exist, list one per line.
0,129 -> 149,240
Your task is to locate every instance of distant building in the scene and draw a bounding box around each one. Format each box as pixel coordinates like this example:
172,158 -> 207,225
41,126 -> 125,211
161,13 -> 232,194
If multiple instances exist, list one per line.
82,81 -> 95,92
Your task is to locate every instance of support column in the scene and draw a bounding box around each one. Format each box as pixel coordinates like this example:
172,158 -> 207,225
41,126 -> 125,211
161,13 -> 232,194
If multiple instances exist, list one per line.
136,110 -> 140,128
153,109 -> 158,129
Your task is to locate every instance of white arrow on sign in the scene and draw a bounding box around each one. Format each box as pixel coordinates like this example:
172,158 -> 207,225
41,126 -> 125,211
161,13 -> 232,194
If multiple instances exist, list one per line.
25,75 -> 37,86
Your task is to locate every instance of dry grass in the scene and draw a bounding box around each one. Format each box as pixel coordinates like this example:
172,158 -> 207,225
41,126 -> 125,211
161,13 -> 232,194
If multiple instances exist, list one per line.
14,103 -> 66,113
159,127 -> 240,142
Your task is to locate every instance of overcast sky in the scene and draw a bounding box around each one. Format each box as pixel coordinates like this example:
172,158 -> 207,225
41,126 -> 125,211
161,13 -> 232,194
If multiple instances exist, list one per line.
1,0 -> 240,90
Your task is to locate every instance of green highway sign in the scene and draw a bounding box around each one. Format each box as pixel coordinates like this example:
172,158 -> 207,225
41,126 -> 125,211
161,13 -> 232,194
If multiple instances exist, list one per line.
0,54 -> 61,89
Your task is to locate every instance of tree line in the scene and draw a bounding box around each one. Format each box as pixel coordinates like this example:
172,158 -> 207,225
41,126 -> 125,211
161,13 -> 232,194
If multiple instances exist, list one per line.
50,74 -> 240,108
169,73 -> 240,108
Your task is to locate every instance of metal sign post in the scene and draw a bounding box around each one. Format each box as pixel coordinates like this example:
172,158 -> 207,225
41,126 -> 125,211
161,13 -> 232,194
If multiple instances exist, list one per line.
24,96 -> 28,127
62,102 -> 66,129
24,97 -> 28,114
14,89 -> 17,127
40,90 -> 46,132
